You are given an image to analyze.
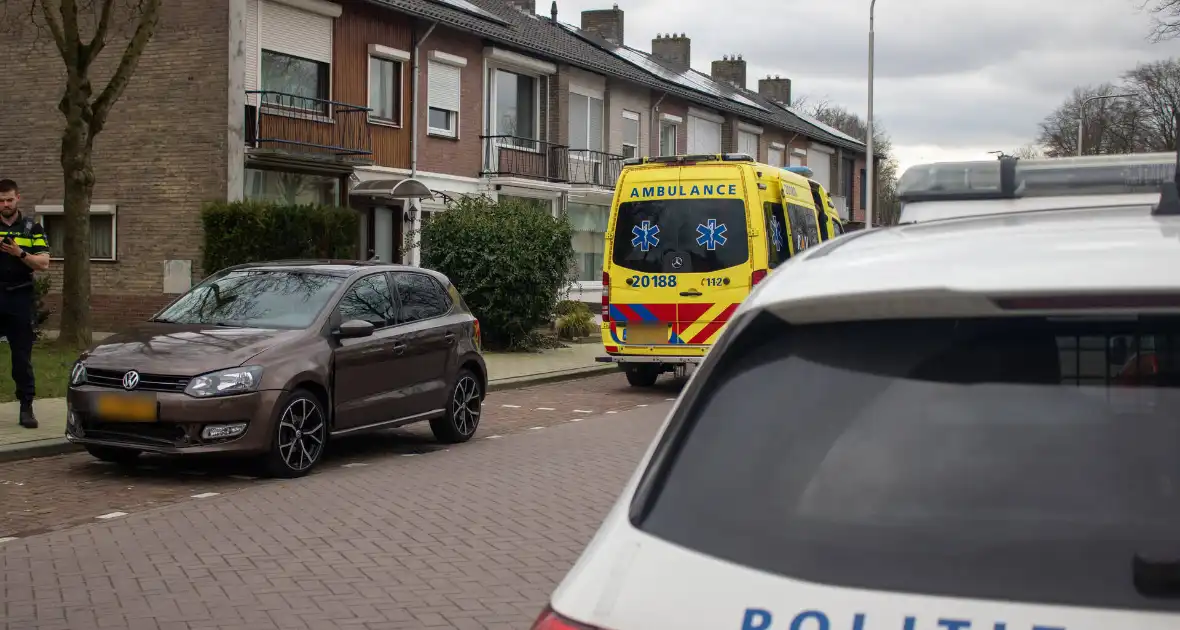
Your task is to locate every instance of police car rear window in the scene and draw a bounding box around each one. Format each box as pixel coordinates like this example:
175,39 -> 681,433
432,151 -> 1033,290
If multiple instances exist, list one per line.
634,312 -> 1180,612
612,199 -> 748,274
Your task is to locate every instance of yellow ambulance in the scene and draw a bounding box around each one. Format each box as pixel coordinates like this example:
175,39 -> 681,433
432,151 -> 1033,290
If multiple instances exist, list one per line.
597,153 -> 825,386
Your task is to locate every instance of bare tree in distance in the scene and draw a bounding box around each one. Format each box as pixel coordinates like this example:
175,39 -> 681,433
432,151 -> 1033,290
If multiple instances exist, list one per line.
0,0 -> 162,349
1141,0 -> 1180,41
792,97 -> 902,226
1013,144 -> 1044,159
1033,58 -> 1180,156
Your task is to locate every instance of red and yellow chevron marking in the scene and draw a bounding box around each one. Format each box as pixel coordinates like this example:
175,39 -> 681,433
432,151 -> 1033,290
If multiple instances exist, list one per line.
677,302 -> 739,345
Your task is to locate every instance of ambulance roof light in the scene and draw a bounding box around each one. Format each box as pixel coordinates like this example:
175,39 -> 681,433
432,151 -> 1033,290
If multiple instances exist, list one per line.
897,152 -> 1178,203
783,166 -> 813,178
626,153 -> 753,166
721,153 -> 755,162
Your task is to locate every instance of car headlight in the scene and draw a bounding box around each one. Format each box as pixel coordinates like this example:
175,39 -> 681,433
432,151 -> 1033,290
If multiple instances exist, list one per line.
184,366 -> 263,398
69,361 -> 87,386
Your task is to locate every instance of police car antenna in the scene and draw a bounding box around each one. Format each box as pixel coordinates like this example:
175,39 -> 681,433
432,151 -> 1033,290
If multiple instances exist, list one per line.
1152,108 -> 1180,215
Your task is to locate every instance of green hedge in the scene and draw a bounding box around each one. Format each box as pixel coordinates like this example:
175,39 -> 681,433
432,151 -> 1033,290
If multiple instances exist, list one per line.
416,194 -> 575,350
200,199 -> 359,272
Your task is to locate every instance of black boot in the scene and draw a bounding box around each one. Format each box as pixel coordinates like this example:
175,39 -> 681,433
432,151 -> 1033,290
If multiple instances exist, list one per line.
18,403 -> 37,429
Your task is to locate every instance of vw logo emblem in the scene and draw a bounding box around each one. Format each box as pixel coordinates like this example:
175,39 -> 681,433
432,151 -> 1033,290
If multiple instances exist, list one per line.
122,371 -> 140,390
672,256 -> 684,269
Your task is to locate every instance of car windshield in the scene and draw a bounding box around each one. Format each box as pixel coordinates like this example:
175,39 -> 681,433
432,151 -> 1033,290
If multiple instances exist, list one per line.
635,311 -> 1180,612
611,199 -> 749,274
153,270 -> 343,329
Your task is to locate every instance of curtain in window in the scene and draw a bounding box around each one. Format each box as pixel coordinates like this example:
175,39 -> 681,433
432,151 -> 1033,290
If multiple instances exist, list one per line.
567,203 -> 609,282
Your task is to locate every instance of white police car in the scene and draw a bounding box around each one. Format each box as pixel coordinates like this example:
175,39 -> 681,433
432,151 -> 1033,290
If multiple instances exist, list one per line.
531,152 -> 1180,630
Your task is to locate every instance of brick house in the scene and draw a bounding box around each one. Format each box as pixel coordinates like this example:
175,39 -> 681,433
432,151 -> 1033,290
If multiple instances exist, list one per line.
0,0 -> 880,331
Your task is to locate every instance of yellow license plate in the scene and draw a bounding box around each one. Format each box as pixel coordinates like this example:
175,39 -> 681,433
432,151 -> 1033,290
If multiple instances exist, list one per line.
626,324 -> 668,345
95,393 -> 158,422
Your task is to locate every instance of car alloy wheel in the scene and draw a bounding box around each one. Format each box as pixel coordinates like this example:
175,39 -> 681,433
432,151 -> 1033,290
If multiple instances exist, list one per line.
430,369 -> 482,444
266,390 -> 327,477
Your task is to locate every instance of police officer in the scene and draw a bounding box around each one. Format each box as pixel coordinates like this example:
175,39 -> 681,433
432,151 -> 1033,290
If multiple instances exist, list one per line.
0,179 -> 50,429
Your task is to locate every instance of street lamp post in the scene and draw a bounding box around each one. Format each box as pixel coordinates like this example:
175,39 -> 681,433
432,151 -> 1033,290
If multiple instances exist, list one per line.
1077,93 -> 1136,156
865,0 -> 877,229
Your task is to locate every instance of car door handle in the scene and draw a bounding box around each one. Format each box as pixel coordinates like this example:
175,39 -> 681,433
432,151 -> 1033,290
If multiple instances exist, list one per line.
392,342 -> 406,355
443,332 -> 456,344
680,289 -> 703,297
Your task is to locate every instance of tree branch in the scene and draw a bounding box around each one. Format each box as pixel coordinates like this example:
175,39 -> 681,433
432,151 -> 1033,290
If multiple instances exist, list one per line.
87,0 -> 118,62
90,0 -> 161,136
58,0 -> 82,65
36,0 -> 69,59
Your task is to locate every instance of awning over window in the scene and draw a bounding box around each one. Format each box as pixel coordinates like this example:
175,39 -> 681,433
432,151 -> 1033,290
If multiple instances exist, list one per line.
349,178 -> 434,200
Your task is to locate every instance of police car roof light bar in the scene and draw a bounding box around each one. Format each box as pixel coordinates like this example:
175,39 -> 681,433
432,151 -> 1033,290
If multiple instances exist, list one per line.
1152,108 -> 1180,216
898,151 -> 1178,204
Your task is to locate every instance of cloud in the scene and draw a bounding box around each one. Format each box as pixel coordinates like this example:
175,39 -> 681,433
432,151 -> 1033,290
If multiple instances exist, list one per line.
547,0 -> 1180,163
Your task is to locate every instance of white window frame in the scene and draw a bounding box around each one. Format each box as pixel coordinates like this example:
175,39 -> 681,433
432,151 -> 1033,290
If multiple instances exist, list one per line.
367,44 -> 409,127
568,85 -> 605,153
34,204 -> 118,262
485,47 -> 555,153
659,112 -> 681,156
427,50 -> 466,138
621,110 -> 640,158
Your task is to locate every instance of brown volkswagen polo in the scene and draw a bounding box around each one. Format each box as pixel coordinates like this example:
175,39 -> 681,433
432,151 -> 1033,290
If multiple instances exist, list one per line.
65,261 -> 487,478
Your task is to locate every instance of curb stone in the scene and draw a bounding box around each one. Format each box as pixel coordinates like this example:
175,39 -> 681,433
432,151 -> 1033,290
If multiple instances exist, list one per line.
0,364 -> 622,464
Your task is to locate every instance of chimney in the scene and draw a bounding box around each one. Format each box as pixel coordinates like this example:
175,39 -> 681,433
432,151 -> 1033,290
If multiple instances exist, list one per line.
711,54 -> 746,89
550,0 -> 557,21
580,4 -> 624,45
504,0 -> 535,14
651,33 -> 690,71
758,75 -> 792,106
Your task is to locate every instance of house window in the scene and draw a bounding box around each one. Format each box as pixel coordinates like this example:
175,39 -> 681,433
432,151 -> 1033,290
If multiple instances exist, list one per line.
245,168 -> 340,206
368,56 -> 402,125
789,153 -> 803,167
569,92 -> 604,152
427,59 -> 461,137
768,147 -> 784,167
738,130 -> 759,158
35,204 -> 116,261
687,115 -> 722,153
659,120 -> 677,156
568,202 -> 609,283
492,69 -> 538,141
621,110 -> 640,158
260,49 -> 330,113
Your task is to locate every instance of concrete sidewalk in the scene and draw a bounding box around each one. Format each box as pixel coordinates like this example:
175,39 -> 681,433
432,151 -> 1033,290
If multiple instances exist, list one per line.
0,342 -> 614,462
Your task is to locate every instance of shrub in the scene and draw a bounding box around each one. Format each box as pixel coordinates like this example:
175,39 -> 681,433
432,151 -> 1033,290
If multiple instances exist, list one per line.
555,302 -> 595,340
416,194 -> 575,350
32,275 -> 50,340
200,199 -> 359,273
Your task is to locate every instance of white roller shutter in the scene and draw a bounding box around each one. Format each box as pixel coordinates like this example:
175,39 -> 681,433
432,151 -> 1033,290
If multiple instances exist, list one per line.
260,0 -> 333,63
245,0 -> 259,91
767,148 -> 783,167
807,148 -> 831,189
738,131 -> 759,157
428,61 -> 460,112
688,116 -> 721,153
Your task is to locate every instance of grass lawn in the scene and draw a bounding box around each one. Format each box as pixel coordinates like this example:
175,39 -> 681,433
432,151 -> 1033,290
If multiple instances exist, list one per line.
0,341 -> 79,402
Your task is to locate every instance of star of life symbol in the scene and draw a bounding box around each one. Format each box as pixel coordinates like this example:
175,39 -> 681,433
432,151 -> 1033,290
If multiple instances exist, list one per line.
769,215 -> 784,252
696,219 -> 727,250
631,220 -> 660,252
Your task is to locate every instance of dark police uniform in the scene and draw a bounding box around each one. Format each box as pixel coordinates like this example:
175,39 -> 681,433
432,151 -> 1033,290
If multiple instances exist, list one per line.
0,213 -> 48,409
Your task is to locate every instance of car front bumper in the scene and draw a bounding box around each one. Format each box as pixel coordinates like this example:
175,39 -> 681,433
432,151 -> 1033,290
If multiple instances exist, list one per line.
65,386 -> 285,456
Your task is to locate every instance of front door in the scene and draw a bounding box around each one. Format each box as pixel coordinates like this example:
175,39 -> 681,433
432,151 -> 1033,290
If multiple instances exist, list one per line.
362,203 -> 404,263
331,272 -> 402,430
388,271 -> 455,418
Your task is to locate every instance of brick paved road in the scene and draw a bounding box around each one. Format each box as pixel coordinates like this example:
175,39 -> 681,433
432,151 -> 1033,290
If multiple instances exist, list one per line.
0,372 -> 683,544
0,391 -> 672,629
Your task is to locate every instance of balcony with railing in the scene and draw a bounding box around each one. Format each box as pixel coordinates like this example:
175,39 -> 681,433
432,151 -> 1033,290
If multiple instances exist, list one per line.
245,91 -> 372,162
480,135 -> 569,182
567,149 -> 624,188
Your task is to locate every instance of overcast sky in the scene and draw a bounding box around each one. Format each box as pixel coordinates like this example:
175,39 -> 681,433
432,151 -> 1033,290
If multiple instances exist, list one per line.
543,0 -> 1180,173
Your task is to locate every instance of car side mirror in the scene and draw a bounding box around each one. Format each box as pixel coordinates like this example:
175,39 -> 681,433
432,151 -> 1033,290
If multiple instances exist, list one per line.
336,319 -> 375,338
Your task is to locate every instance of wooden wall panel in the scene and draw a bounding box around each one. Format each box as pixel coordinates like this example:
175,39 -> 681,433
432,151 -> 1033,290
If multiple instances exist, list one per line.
335,1 -> 414,168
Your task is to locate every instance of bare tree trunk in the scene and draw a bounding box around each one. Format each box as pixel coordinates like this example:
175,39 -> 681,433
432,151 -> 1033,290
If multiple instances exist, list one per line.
59,110 -> 94,349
